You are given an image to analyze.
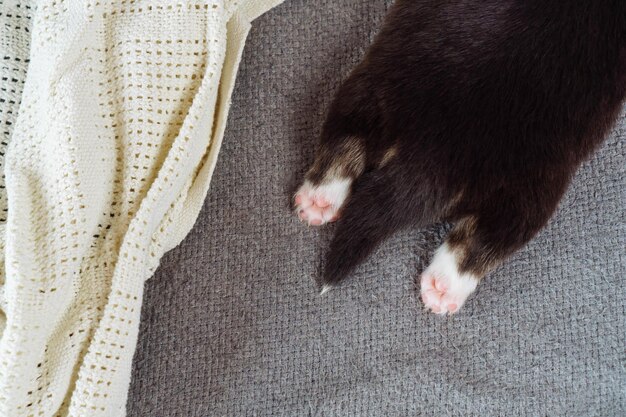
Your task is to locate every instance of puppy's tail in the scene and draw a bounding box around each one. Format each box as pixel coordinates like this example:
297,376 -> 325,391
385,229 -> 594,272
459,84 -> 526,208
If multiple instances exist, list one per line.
322,169 -> 425,288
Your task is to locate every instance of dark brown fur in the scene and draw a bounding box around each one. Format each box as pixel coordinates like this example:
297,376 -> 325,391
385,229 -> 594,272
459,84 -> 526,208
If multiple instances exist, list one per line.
307,137 -> 366,182
303,0 -> 626,287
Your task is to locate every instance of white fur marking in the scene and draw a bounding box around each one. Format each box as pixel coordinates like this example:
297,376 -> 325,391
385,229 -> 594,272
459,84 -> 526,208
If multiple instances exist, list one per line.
308,178 -> 351,208
320,285 -> 333,295
295,178 -> 352,226
420,243 -> 479,315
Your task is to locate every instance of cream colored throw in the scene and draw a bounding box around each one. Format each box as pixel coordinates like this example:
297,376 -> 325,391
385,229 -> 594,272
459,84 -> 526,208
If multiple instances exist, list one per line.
0,0 -> 283,415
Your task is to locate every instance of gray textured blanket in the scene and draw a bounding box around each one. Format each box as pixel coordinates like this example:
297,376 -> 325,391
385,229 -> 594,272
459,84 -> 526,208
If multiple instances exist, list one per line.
128,1 -> 626,415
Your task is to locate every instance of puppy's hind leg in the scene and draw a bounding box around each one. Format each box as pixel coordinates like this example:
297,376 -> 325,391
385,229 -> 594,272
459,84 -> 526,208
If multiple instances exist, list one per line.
295,66 -> 381,226
419,221 -> 481,315
295,137 -> 366,226
420,188 -> 563,315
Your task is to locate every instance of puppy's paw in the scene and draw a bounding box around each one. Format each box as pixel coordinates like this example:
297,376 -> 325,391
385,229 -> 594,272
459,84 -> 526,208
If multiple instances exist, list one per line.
420,244 -> 478,315
420,272 -> 477,314
294,179 -> 350,226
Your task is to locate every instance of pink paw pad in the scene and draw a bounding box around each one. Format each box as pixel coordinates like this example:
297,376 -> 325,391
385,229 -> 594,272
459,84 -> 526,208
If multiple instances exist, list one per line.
420,273 -> 465,315
294,181 -> 345,226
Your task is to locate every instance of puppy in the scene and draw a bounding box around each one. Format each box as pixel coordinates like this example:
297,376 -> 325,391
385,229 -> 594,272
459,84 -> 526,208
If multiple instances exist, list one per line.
294,0 -> 626,314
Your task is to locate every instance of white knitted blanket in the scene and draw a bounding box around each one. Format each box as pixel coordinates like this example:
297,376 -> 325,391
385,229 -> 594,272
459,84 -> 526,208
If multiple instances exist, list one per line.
0,0 -> 283,415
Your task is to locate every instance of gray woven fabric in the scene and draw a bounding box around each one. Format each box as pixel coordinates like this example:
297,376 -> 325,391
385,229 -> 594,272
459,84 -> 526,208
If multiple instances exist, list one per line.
127,1 -> 626,416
